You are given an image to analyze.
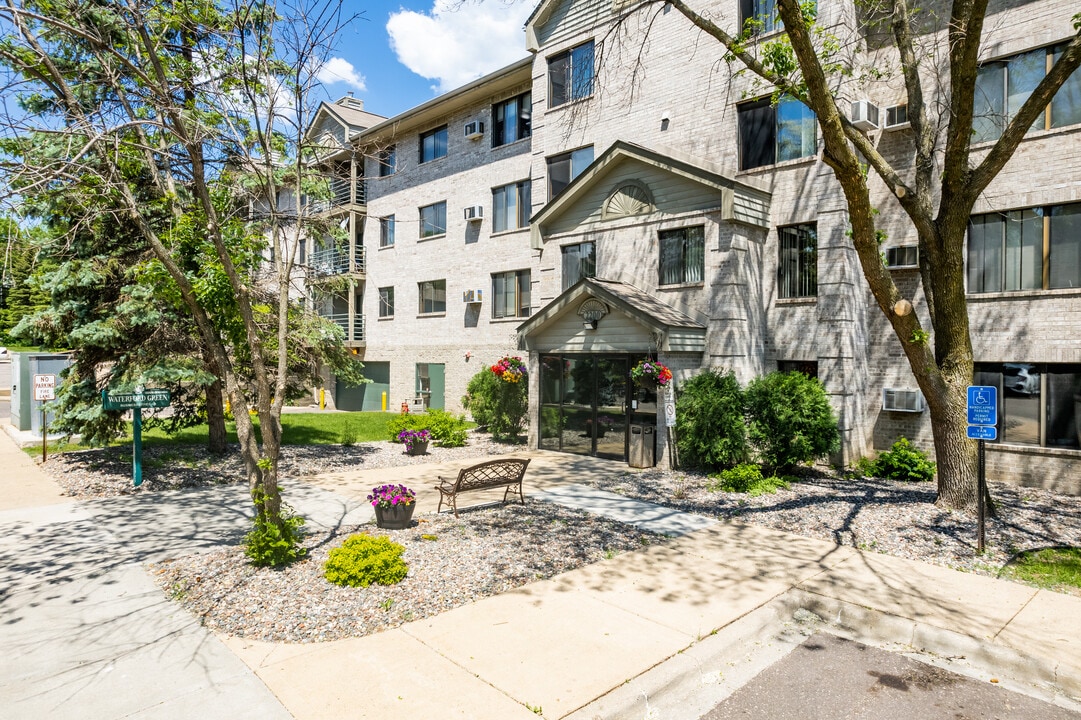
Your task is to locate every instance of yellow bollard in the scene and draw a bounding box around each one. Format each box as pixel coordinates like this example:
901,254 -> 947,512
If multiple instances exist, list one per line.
319,388 -> 325,410
381,391 -> 387,411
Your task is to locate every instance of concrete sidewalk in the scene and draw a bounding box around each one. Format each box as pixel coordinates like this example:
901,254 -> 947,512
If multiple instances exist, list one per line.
3,432 -> 1080,719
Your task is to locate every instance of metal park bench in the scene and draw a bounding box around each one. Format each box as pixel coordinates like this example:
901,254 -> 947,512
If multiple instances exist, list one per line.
435,458 -> 531,518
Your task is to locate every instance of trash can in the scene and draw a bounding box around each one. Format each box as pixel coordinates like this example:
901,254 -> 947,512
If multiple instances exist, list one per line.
628,424 -> 656,468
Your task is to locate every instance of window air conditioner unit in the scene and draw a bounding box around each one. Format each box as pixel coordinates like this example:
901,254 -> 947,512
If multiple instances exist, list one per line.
463,205 -> 484,221
885,245 -> 919,269
882,388 -> 924,413
463,289 -> 483,303
464,121 -> 484,139
851,100 -> 880,131
884,104 -> 909,130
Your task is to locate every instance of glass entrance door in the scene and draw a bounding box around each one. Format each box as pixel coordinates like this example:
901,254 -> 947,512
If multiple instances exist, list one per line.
538,354 -> 630,459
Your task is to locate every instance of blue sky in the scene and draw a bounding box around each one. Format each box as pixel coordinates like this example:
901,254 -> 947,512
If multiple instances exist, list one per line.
314,0 -> 535,119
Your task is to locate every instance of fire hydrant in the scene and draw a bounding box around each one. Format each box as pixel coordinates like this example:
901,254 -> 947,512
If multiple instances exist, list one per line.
400,400 -> 409,414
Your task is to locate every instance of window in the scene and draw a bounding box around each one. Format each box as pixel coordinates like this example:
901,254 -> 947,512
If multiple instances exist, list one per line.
968,202 -> 1081,292
418,279 -> 446,314
740,0 -> 779,34
547,146 -> 594,198
973,44 -> 1081,143
419,202 -> 447,238
492,180 -> 532,232
492,270 -> 531,319
378,286 -> 394,318
378,146 -> 396,176
738,95 -> 817,170
778,224 -> 817,298
548,41 -> 595,108
379,215 -> 395,247
299,238 -> 306,264
561,241 -> 596,291
778,360 -> 818,378
658,226 -> 705,285
419,126 -> 448,163
974,363 -> 1081,448
493,92 -> 532,147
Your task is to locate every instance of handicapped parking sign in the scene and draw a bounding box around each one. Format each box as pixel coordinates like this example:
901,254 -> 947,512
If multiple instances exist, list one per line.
966,385 -> 997,426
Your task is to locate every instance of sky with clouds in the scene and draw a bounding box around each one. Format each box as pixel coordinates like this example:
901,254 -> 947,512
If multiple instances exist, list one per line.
315,0 -> 534,119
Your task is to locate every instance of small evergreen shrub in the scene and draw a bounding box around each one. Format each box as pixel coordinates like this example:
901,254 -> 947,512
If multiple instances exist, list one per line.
245,512 -> 307,568
745,371 -> 840,471
324,534 -> 409,588
463,365 -> 528,441
674,369 -> 748,471
861,437 -> 936,482
706,463 -> 791,496
340,420 -> 358,447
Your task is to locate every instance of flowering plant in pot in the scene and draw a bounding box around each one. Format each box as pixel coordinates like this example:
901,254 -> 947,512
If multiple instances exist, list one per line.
630,360 -> 673,388
367,484 -> 417,529
491,356 -> 526,384
397,428 -> 431,454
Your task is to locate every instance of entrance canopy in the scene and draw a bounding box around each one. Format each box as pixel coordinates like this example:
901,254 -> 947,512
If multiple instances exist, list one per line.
517,277 -> 706,354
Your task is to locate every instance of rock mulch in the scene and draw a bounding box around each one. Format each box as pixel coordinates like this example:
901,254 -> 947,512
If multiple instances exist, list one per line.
584,467 -> 1081,591
42,434 -> 516,499
149,499 -> 664,644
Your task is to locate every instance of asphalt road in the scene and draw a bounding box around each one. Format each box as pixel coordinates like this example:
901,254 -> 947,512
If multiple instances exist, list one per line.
702,633 -> 1081,720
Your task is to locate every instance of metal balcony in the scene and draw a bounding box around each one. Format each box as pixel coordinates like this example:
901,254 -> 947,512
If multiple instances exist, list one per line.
310,177 -> 366,212
320,312 -> 365,343
308,246 -> 365,277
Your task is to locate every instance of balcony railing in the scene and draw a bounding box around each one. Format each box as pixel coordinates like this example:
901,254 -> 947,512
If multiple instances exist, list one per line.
308,246 -> 365,277
320,312 -> 365,343
310,177 -> 366,212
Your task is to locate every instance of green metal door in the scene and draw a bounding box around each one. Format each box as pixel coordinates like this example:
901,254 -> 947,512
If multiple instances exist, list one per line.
416,363 -> 445,410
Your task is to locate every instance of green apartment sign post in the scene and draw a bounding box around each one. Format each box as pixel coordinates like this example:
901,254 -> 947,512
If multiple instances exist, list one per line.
102,388 -> 171,486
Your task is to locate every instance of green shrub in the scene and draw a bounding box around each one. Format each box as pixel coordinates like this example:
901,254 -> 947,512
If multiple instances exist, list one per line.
340,420 -> 358,447
463,366 -> 528,441
744,371 -> 840,471
245,512 -> 307,568
324,534 -> 409,588
675,369 -> 748,471
706,463 -> 791,496
861,437 -> 936,482
387,410 -> 468,447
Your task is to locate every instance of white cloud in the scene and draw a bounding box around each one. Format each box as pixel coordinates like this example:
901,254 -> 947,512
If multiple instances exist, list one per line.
317,57 -> 367,92
387,0 -> 532,93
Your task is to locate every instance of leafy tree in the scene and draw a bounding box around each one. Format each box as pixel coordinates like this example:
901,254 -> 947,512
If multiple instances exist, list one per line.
0,218 -> 49,345
0,0 -> 363,558
463,367 -> 529,441
617,0 -> 1081,509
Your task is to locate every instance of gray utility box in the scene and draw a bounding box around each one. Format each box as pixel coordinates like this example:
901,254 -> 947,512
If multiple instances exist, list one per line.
10,352 -> 72,434
628,424 -> 656,468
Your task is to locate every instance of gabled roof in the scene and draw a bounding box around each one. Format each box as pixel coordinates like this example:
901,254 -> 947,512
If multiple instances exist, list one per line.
525,0 -> 562,51
304,98 -> 386,147
529,140 -> 771,248
517,277 -> 706,352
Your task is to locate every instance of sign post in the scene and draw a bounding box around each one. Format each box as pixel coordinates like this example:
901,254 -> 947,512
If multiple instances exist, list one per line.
966,386 -> 998,553
102,389 -> 172,486
663,386 -> 679,470
34,374 -> 56,462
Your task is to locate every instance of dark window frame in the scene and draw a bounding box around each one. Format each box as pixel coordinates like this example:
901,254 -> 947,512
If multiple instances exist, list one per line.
968,201 -> 1081,293
378,145 -> 397,176
546,146 -> 594,199
418,279 -> 447,315
419,201 -> 447,238
492,180 -> 532,233
974,362 -> 1081,449
548,41 -> 595,108
419,126 -> 448,164
379,215 -> 395,247
738,95 -> 817,170
492,269 -> 532,319
492,91 -> 532,147
378,286 -> 394,318
658,226 -> 706,285
778,223 -> 818,299
561,241 -> 596,291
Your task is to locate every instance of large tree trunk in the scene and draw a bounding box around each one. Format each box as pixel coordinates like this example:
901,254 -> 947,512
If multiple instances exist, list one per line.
927,371 -> 978,510
206,377 -> 227,455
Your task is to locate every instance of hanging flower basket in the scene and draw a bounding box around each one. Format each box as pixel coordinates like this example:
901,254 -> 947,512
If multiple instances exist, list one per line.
491,356 -> 526,384
630,360 -> 673,388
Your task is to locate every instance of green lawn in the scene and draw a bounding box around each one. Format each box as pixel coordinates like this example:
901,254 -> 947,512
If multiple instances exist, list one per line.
999,547 -> 1081,593
29,411 -> 396,456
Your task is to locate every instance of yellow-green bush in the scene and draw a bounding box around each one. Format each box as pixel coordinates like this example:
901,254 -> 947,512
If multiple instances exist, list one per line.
324,534 -> 408,587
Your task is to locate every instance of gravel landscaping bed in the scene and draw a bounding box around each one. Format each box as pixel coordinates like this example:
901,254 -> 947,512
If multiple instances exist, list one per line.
584,467 -> 1081,592
42,433 -> 516,499
149,498 -> 664,643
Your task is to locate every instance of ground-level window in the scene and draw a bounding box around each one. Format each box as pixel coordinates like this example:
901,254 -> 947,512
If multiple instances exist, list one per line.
974,362 -> 1081,448
561,241 -> 596,291
778,224 -> 818,298
659,226 -> 705,285
492,269 -> 531,319
968,202 -> 1081,292
738,95 -> 817,170
378,286 -> 394,318
418,279 -> 446,314
778,360 -> 818,378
